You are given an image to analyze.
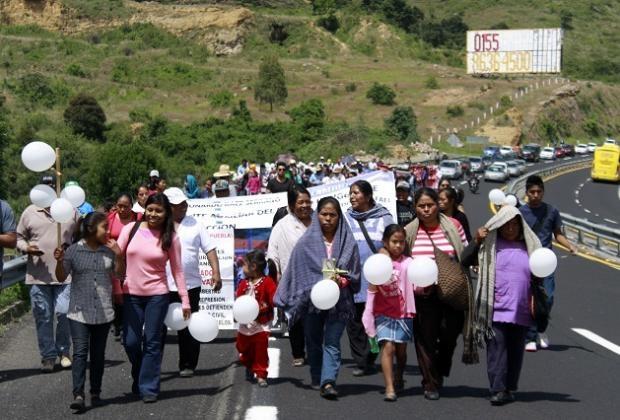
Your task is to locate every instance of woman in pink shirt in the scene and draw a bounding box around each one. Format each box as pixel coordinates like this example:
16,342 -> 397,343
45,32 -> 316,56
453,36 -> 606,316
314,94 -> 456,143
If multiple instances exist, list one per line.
116,193 -> 190,403
362,224 -> 415,402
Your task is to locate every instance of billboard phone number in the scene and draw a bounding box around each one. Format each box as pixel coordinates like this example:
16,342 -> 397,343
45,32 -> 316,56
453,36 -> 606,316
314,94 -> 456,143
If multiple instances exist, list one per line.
468,51 -> 532,74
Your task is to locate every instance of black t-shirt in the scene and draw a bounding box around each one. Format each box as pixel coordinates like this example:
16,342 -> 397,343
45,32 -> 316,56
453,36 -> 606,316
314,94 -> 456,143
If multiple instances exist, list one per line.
267,177 -> 294,194
396,201 -> 415,227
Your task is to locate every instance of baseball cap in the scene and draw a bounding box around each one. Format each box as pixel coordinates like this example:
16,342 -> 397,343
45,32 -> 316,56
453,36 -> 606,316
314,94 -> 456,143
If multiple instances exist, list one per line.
396,181 -> 410,190
214,179 -> 229,191
163,187 -> 187,205
149,169 -> 160,178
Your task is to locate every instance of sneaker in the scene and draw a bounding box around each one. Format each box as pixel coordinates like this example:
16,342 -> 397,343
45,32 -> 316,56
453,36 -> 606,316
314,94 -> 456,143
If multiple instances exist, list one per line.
538,333 -> 550,349
41,359 -> 55,373
320,384 -> 338,400
292,358 -> 305,367
142,395 -> 158,404
179,369 -> 194,378
60,355 -> 72,369
424,390 -> 440,400
70,395 -> 86,412
490,391 -> 511,406
525,341 -> 537,352
257,378 -> 268,388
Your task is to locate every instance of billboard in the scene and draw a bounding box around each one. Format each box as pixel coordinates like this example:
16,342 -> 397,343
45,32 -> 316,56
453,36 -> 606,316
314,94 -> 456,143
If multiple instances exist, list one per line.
466,28 -> 562,74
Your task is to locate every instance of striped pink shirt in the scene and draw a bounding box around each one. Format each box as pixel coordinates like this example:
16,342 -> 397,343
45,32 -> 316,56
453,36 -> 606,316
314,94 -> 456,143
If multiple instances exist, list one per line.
410,218 -> 468,259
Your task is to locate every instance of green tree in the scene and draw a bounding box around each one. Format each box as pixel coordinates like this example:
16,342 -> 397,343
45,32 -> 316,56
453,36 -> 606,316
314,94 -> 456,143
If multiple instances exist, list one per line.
366,82 -> 396,105
232,100 -> 252,123
289,98 -> 326,134
255,55 -> 288,112
63,93 -> 107,141
385,106 -> 418,141
312,0 -> 337,15
0,115 -> 9,198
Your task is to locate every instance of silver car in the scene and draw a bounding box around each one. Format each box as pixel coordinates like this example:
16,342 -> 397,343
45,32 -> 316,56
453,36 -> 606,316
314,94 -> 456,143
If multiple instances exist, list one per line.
506,160 -> 522,177
484,165 -> 509,182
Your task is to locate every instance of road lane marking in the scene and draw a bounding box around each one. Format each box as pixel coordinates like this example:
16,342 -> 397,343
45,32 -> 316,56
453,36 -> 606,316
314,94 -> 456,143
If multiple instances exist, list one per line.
245,406 -> 278,420
584,209 -> 591,213
459,181 -> 467,185
604,218 -> 618,225
572,328 -> 620,356
267,348 -> 280,378
575,199 -> 580,205
268,337 -> 277,341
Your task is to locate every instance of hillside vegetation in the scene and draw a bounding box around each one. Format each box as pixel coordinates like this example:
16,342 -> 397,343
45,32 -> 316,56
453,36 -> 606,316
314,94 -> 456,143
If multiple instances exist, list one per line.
0,0 -> 619,209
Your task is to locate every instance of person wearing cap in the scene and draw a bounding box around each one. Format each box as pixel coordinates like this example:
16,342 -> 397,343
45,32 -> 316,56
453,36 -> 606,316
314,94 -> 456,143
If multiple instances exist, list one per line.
148,170 -> 160,196
213,164 -> 237,197
16,182 -> 80,373
396,181 -> 415,227
213,180 -> 231,198
266,162 -> 294,194
163,188 -> 222,377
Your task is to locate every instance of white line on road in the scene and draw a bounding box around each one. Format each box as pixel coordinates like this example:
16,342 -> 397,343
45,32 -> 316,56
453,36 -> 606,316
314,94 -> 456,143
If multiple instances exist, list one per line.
268,337 -> 277,341
267,347 -> 280,378
459,181 -> 468,185
244,406 -> 278,420
575,199 -> 580,205
572,328 -> 620,356
604,218 -> 618,225
584,209 -> 591,214
526,163 -> 534,167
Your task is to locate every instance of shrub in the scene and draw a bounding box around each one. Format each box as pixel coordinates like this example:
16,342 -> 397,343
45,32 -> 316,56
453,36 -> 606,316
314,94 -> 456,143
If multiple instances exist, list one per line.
345,82 -> 357,92
209,90 -> 234,108
425,76 -> 439,89
289,98 -> 326,133
269,22 -> 289,45
467,101 -> 485,110
446,105 -> 464,117
385,106 -> 418,141
63,93 -> 107,141
255,55 -> 288,112
366,82 -> 396,105
66,63 -> 88,78
14,73 -> 69,108
317,14 -> 340,33
500,95 -> 513,108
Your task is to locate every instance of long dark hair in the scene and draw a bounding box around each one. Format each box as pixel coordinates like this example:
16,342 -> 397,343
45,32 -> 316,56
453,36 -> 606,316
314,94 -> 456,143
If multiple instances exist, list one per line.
382,223 -> 410,257
350,180 -> 376,207
144,193 -> 175,251
80,212 -> 107,241
116,192 -> 133,205
414,187 -> 439,205
244,249 -> 277,279
317,196 -> 343,219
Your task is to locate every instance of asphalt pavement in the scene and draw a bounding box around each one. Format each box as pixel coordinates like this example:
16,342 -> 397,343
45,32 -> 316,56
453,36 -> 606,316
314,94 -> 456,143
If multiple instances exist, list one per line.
1,159 -> 619,420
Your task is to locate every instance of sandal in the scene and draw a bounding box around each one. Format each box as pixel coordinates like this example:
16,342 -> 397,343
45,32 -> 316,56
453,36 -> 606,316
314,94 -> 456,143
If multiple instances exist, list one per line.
384,392 -> 397,402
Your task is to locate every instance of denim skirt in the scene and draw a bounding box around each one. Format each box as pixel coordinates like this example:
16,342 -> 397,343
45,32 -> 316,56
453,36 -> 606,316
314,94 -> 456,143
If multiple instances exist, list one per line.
375,315 -> 414,343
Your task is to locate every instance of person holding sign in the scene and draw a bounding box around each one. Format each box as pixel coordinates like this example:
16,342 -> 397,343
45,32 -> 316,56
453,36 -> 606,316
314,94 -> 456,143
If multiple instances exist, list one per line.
115,193 -> 191,403
461,205 -> 543,405
362,224 -> 415,402
235,250 -> 277,388
275,197 -> 361,400
162,187 -> 221,378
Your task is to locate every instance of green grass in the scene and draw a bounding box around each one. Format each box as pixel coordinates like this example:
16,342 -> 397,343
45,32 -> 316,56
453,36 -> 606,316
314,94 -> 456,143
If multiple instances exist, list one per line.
0,282 -> 29,312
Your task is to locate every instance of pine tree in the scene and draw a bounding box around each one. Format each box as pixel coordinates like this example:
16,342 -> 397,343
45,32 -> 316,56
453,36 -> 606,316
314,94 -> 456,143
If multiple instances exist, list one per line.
254,55 -> 288,112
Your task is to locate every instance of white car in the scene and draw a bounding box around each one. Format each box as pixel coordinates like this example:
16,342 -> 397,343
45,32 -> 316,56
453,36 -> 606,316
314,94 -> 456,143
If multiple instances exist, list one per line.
540,147 -> 556,160
484,165 -> 509,182
575,144 -> 589,154
514,159 -> 527,172
469,157 -> 485,172
604,138 -> 617,145
499,146 -> 514,156
506,160 -> 522,177
439,160 -> 463,179
491,161 -> 509,175
587,142 -> 597,152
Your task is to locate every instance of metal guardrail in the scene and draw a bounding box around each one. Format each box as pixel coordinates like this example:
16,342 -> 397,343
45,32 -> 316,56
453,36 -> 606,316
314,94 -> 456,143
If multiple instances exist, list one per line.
1,255 -> 27,291
506,157 -> 620,258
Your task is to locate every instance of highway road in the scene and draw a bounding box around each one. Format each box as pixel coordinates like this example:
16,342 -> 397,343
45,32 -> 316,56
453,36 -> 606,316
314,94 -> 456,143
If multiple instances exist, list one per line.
1,158 -> 618,420
544,166 -> 620,228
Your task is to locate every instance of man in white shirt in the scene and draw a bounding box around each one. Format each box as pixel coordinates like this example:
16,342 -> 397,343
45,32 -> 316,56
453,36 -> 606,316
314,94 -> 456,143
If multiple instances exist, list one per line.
267,185 -> 312,367
164,188 -> 222,377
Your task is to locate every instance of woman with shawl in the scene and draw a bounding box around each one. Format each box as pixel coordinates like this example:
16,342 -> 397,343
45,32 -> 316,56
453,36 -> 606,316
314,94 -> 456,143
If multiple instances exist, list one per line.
275,197 -> 361,400
461,205 -> 542,406
404,187 -> 476,401
184,175 -> 201,199
345,180 -> 394,377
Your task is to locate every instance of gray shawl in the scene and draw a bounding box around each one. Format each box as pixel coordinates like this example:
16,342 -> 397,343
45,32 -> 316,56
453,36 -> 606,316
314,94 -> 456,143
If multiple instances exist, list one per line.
474,206 -> 542,345
274,211 -> 361,325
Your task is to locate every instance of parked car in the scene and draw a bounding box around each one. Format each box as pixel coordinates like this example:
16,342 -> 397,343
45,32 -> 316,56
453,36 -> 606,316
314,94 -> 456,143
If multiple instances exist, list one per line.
575,144 -> 589,154
506,160 -> 522,177
561,144 -> 575,157
469,156 -> 485,173
554,146 -> 565,159
499,145 -> 514,156
439,160 -> 463,179
484,164 -> 509,182
587,142 -> 598,152
540,147 -> 556,160
515,159 -> 527,172
483,146 -> 501,159
522,144 -> 541,162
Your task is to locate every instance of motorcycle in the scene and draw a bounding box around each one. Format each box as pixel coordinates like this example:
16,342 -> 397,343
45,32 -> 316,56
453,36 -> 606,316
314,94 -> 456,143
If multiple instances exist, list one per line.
468,174 -> 480,194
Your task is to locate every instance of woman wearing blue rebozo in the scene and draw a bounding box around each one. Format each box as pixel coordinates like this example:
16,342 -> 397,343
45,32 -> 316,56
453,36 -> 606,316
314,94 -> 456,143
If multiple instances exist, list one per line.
274,197 -> 361,400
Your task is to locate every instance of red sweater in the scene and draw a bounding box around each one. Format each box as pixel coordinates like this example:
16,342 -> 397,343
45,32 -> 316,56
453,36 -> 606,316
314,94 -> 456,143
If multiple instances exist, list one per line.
235,276 -> 277,325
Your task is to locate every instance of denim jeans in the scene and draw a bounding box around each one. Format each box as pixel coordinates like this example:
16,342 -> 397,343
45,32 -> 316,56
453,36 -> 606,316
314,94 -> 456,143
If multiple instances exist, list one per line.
527,273 -> 555,341
69,320 -> 111,397
29,284 -> 71,361
123,294 -> 169,397
304,313 -> 346,387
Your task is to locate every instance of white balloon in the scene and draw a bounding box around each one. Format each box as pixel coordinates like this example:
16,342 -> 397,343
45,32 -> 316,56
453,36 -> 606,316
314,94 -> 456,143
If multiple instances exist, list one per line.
61,185 -> 86,208
29,184 -> 57,208
188,311 -> 219,342
21,141 -> 56,172
310,279 -> 341,310
529,248 -> 558,278
489,189 -> 506,206
233,295 -> 260,324
164,302 -> 189,331
503,195 -> 518,207
407,257 -> 438,288
363,253 -> 393,285
50,198 -> 75,223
